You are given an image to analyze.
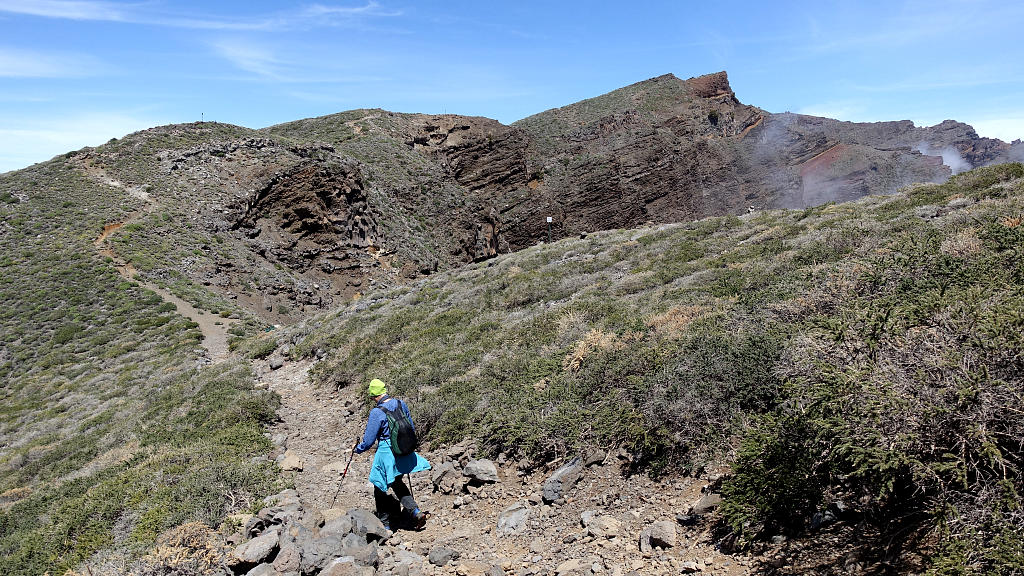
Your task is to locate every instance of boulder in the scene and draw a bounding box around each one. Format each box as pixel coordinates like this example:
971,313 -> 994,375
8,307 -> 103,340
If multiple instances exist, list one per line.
270,433 -> 287,448
244,564 -> 276,576
231,527 -> 281,569
650,520 -> 677,547
428,545 -> 460,566
639,521 -> 676,553
320,515 -> 354,539
244,516 -> 267,537
269,355 -> 285,370
675,513 -> 698,526
431,461 -> 462,494
279,523 -> 333,573
279,450 -> 304,471
809,509 -> 837,531
463,459 -> 500,483
496,502 -> 531,536
272,543 -> 301,573
255,489 -> 304,527
347,508 -> 389,542
690,492 -> 722,515
446,439 -> 475,462
584,515 -> 622,539
582,449 -> 606,467
301,534 -> 345,572
391,548 -> 426,568
542,459 -> 583,503
555,558 -> 585,575
341,532 -> 380,567
266,489 -> 301,507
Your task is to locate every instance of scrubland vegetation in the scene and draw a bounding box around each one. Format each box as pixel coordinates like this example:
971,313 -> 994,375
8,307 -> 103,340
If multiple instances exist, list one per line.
291,164 -> 1024,573
0,161 -> 280,576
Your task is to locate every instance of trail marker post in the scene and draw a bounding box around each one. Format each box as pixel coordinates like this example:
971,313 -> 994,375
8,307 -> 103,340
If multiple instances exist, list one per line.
546,216 -> 552,243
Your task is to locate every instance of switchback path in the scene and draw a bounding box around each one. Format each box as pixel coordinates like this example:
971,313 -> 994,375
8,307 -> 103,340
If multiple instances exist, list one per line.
85,164 -> 236,362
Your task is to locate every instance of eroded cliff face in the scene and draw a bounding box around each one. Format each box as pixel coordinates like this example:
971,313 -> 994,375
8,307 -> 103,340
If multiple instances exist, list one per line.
147,136 -> 397,318
401,115 -> 527,260
504,72 -> 1022,243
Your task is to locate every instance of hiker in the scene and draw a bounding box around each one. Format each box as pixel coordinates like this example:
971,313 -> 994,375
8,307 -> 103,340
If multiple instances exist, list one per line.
353,378 -> 431,530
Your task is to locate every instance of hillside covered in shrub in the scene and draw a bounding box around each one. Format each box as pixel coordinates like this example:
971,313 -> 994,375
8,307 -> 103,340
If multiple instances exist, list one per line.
281,164 -> 1024,574
0,161 -> 281,575
1,145 -> 1022,573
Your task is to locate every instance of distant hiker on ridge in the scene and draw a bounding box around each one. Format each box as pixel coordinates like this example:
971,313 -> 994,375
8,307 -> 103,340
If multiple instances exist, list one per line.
353,378 -> 430,530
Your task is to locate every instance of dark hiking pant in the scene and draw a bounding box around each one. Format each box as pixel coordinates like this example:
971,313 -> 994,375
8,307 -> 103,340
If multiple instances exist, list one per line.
373,474 -> 416,527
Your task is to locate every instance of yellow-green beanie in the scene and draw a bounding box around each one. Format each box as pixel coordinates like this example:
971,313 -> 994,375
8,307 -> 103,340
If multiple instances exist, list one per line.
367,378 -> 387,396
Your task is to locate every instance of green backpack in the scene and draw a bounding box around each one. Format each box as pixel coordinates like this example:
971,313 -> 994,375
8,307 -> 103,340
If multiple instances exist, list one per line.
379,399 -> 418,457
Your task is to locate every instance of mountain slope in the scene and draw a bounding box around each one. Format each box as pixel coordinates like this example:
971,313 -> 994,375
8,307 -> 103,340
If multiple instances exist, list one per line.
0,157 -> 280,575
283,163 -> 1024,574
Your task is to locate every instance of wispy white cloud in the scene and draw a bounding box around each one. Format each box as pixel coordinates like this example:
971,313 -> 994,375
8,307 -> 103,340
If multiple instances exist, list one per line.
212,40 -> 284,79
796,100 -> 870,122
0,111 -> 164,173
0,0 -> 400,30
0,47 -> 105,77
0,0 -> 127,21
210,38 -> 389,83
302,2 -> 401,19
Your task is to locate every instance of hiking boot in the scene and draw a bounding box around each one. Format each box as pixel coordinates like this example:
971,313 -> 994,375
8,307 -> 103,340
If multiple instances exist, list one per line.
410,508 -> 427,530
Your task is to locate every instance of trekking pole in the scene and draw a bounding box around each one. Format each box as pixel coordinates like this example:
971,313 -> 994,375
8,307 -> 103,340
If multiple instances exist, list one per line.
330,440 -> 358,509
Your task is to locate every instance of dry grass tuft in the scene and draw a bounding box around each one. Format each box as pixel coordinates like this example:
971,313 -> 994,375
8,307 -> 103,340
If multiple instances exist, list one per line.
129,522 -> 229,576
557,309 -> 588,338
940,227 -> 983,257
0,486 -> 31,505
1000,213 -> 1023,228
647,305 -> 711,338
563,329 -> 621,372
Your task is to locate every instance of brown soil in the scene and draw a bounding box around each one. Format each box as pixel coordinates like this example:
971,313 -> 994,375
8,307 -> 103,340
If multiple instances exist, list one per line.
94,222 -> 125,246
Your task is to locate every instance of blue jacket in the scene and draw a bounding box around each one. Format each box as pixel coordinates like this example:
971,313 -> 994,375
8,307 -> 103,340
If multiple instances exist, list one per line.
354,394 -> 430,491
355,395 -> 414,454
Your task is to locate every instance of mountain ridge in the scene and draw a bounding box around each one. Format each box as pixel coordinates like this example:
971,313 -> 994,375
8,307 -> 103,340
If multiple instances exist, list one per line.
9,71 -> 1021,327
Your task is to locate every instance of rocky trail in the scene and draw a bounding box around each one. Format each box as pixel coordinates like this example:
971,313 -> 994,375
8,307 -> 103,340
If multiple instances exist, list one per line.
236,348 -> 759,576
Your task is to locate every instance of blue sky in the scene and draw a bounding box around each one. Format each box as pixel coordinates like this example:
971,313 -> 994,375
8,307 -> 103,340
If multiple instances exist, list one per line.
1,0 -> 1023,173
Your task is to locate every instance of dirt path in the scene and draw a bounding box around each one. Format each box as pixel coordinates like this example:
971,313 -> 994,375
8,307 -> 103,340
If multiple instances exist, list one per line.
95,225 -> 237,362
85,165 -> 237,362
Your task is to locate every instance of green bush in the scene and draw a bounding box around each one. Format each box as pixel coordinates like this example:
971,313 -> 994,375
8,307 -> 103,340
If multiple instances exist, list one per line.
722,210 -> 1024,571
